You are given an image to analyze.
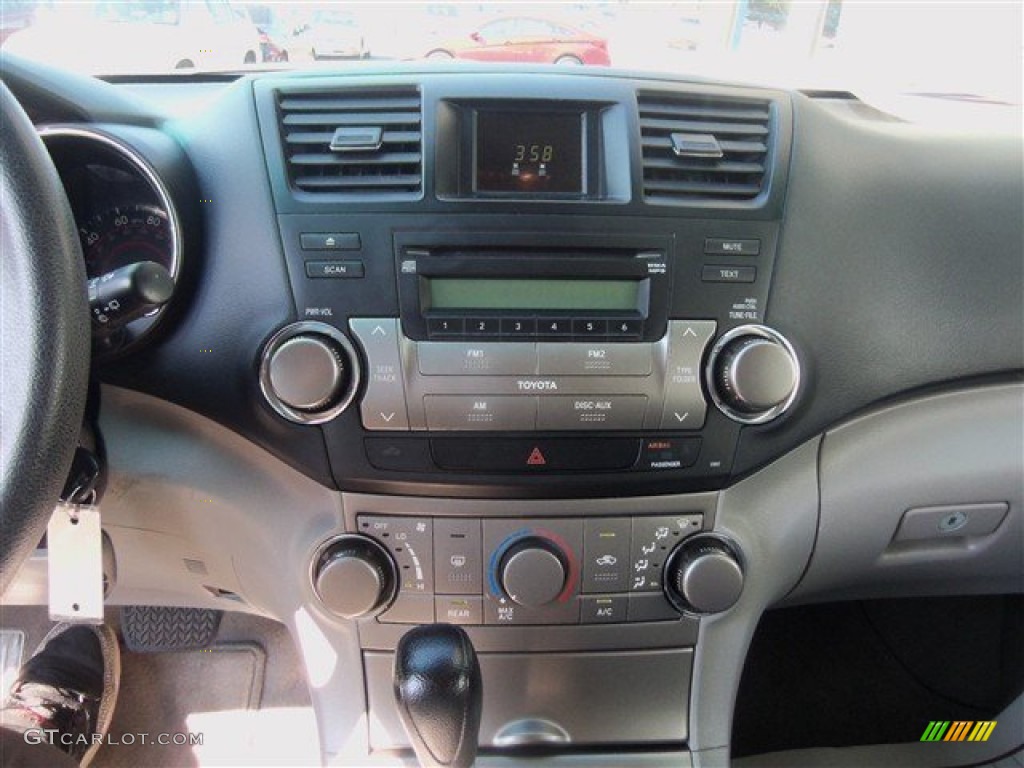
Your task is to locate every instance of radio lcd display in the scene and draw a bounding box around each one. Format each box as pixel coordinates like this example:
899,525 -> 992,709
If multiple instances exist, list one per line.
474,110 -> 584,194
426,278 -> 641,311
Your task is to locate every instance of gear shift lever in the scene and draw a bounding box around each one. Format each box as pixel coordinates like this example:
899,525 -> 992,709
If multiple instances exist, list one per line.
393,624 -> 483,768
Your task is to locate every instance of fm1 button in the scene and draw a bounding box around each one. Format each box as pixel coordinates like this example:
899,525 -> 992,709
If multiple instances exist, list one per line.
581,595 -> 628,624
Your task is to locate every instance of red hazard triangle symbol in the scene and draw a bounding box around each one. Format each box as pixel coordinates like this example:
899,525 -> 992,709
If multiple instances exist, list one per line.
526,447 -> 547,466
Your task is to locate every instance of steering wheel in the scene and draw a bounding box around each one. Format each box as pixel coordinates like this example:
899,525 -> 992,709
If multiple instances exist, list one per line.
0,82 -> 90,594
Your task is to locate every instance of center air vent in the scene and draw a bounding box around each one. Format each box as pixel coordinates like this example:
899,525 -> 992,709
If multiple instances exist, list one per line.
638,91 -> 773,205
277,88 -> 422,197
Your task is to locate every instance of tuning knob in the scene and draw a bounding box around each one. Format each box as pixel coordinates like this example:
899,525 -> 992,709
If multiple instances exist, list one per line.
499,539 -> 568,608
259,321 -> 361,424
664,535 -> 744,615
312,535 -> 398,620
707,325 -> 800,424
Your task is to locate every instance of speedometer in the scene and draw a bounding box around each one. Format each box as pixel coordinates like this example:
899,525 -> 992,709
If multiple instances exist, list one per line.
79,204 -> 177,280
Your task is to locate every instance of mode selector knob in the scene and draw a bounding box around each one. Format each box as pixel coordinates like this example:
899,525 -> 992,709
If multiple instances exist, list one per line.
707,325 -> 800,424
312,535 -> 398,620
664,535 -> 744,615
260,322 -> 361,424
499,539 -> 567,608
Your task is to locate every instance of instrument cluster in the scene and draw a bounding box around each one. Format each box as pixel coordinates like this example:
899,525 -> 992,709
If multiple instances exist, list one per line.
41,127 -> 182,359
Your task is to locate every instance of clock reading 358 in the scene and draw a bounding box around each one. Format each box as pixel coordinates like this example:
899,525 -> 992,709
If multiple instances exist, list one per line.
475,110 -> 584,194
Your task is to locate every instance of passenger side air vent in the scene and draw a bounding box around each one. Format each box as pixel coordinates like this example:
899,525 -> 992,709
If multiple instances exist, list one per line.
638,91 -> 773,204
276,88 -> 422,197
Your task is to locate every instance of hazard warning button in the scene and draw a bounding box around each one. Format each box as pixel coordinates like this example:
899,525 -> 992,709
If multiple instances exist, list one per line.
430,438 -> 641,473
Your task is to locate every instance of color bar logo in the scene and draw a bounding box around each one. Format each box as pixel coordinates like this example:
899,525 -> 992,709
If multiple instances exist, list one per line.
920,721 -> 997,742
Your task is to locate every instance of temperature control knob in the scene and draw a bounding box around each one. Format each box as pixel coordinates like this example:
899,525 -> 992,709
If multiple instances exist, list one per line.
259,322 -> 361,424
664,535 -> 744,615
707,325 -> 800,424
312,535 -> 398,620
499,539 -> 567,608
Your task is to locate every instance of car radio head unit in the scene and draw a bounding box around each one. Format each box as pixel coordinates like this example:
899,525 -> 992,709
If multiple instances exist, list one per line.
397,243 -> 669,343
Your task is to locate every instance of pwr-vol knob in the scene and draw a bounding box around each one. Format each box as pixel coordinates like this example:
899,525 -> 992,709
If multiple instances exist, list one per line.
664,535 -> 744,615
707,325 -> 800,424
312,535 -> 398,620
259,321 -> 361,424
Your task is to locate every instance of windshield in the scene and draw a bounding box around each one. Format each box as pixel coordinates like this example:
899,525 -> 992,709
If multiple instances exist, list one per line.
1,1 -> 1019,104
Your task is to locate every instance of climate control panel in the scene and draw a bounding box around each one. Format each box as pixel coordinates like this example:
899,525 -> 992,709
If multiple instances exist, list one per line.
338,513 -> 718,626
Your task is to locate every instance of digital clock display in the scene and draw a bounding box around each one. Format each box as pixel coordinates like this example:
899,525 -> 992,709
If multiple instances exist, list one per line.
475,110 -> 584,194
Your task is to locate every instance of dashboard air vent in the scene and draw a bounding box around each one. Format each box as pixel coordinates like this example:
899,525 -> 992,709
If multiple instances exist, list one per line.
277,88 -> 422,197
638,91 -> 773,204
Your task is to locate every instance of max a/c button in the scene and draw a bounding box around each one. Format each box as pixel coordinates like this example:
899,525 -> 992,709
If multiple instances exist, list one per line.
702,266 -> 756,283
305,260 -> 365,279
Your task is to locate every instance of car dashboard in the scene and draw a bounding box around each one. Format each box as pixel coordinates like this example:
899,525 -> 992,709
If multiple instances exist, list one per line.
2,58 -> 1022,767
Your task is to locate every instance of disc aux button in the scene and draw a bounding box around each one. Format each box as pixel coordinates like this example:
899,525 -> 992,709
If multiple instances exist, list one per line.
537,396 -> 647,431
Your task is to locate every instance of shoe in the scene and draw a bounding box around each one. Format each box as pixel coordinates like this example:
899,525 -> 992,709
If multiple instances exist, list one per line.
1,623 -> 120,767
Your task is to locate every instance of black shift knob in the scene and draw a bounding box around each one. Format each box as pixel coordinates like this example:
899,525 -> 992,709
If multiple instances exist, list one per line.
393,624 -> 482,768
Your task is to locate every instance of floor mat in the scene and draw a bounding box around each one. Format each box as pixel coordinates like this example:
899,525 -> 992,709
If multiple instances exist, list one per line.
92,642 -> 264,768
1,608 -> 319,767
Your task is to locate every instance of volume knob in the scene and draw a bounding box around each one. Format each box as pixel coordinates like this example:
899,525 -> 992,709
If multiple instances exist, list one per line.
707,325 -> 799,424
259,321 -> 361,424
269,335 -> 346,411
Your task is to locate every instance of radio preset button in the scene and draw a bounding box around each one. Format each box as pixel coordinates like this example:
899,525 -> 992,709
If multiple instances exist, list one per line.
465,318 -> 500,336
417,342 -> 537,376
538,343 -> 653,376
537,318 -> 571,337
427,317 -> 464,337
537,396 -> 647,431
608,319 -> 643,338
349,319 -> 410,431
501,317 -> 536,336
572,319 -> 608,336
424,395 -> 537,431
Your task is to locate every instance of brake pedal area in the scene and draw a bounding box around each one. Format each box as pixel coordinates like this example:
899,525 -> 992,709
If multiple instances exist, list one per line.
121,606 -> 222,652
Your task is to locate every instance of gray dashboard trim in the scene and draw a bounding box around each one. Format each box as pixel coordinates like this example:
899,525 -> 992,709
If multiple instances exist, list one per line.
688,437 -> 822,756
789,382 -> 1024,604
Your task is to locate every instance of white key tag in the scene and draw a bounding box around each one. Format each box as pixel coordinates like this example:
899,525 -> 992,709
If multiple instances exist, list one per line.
47,502 -> 104,624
